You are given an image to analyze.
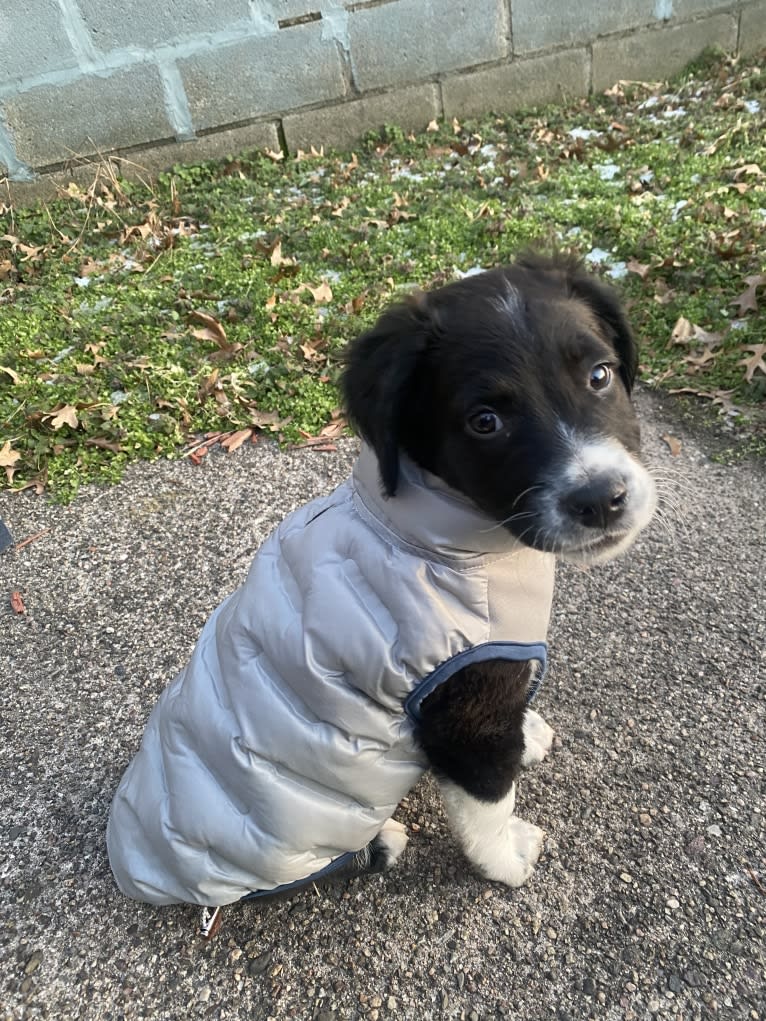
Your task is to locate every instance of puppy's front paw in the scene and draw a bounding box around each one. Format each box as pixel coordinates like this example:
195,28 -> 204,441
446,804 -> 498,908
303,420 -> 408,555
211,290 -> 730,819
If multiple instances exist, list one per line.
521,709 -> 555,767
481,818 -> 545,888
375,817 -> 409,868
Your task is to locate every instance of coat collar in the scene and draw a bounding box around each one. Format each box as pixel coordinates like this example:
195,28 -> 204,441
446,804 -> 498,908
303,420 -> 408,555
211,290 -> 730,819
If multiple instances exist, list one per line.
351,443 -> 536,561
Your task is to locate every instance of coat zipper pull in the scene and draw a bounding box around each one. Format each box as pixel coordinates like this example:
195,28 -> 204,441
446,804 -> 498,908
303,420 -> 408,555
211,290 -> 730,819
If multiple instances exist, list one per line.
199,905 -> 223,940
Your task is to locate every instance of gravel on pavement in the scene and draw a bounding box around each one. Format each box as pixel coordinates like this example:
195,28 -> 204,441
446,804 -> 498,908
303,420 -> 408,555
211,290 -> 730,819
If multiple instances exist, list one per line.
1,389 -> 764,1021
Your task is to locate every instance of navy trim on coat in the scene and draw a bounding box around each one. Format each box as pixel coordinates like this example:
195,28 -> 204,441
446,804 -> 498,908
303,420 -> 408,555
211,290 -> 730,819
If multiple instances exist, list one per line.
404,640 -> 548,723
240,851 -> 356,901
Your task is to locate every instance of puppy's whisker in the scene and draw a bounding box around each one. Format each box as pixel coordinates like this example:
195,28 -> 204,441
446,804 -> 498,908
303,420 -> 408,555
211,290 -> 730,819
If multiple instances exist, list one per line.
478,510 -> 537,534
513,523 -> 539,547
511,484 -> 543,510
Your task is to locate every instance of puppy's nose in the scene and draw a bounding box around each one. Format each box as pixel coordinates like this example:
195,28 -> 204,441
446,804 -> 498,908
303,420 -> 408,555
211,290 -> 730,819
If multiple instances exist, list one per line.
564,477 -> 627,530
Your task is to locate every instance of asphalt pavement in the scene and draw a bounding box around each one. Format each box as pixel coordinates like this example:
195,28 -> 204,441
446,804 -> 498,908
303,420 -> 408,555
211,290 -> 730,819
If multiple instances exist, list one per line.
1,388 -> 764,1021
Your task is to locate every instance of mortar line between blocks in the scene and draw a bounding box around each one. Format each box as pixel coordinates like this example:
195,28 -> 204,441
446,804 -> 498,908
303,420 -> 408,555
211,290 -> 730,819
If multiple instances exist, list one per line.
157,60 -> 196,142
0,113 -> 36,182
56,0 -> 104,70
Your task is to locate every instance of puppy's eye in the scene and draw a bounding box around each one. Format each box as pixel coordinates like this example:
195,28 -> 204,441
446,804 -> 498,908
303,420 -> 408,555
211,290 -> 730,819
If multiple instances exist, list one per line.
468,409 -> 503,435
589,364 -> 613,391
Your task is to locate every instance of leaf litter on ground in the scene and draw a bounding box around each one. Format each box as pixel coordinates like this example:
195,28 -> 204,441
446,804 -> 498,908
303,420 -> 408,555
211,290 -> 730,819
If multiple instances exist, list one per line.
0,48 -> 764,500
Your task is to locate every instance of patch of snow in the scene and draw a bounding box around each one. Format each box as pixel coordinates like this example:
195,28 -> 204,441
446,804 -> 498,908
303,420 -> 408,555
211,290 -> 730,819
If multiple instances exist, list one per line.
607,262 -> 628,279
744,100 -> 761,114
671,200 -> 689,221
392,167 -> 425,181
74,276 -> 91,288
569,127 -> 602,139
455,266 -> 487,278
662,107 -> 687,119
596,163 -> 620,181
584,248 -> 611,265
110,390 -> 129,404
79,297 -> 113,314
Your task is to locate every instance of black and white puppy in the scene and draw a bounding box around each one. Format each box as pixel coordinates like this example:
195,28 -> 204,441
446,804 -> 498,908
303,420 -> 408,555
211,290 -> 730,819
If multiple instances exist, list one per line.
340,252 -> 656,888
114,252 -> 657,939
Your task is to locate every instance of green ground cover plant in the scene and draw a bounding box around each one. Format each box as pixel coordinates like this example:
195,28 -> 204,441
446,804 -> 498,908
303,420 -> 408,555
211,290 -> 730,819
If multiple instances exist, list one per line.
1,50 -> 764,500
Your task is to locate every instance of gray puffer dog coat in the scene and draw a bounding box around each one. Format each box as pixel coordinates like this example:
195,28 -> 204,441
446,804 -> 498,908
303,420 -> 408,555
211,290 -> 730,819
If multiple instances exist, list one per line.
107,444 -> 555,905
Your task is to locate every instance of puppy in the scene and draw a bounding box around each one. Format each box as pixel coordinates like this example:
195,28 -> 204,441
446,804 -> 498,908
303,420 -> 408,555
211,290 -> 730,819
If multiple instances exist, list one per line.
107,254 -> 656,930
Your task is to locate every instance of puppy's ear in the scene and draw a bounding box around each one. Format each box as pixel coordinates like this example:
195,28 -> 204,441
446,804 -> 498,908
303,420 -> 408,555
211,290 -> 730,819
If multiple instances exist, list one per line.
342,294 -> 430,496
567,266 -> 639,392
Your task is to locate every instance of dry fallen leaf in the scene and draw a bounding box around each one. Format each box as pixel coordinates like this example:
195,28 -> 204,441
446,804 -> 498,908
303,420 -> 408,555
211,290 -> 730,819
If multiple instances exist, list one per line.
85,437 -> 123,453
48,404 -> 79,430
78,257 -> 103,277
669,317 -> 694,346
300,343 -> 325,364
307,281 -> 332,303
709,390 -> 740,415
732,163 -> 763,180
250,409 -> 288,432
220,428 -> 253,453
684,350 -> 718,369
190,310 -> 228,347
319,413 -> 347,439
626,259 -> 650,279
269,240 -> 296,268
738,344 -> 766,383
692,325 -> 725,348
653,280 -> 677,305
0,440 -> 21,466
0,365 -> 20,384
732,274 -> 765,314
661,433 -> 683,456
10,591 -> 26,614
670,387 -> 740,416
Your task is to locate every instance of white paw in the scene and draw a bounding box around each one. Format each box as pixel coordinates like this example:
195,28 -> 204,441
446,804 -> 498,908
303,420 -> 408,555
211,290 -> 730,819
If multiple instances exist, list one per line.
521,708 -> 555,767
479,818 -> 545,888
439,781 -> 545,888
378,817 -> 409,865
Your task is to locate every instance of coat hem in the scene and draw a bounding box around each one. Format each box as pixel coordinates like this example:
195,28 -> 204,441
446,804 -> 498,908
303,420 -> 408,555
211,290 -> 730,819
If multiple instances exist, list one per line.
239,850 -> 357,901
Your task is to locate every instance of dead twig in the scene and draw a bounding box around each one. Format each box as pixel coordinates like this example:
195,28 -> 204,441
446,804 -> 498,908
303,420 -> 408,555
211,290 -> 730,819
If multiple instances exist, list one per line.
15,528 -> 51,551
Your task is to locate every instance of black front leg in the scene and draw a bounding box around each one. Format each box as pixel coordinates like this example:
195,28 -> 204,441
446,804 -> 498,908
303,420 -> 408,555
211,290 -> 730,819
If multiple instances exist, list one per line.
418,658 -> 531,800
417,658 -> 553,887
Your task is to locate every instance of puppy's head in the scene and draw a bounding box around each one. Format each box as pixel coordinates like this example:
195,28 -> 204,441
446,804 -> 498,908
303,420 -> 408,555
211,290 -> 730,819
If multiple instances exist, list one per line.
342,254 -> 656,564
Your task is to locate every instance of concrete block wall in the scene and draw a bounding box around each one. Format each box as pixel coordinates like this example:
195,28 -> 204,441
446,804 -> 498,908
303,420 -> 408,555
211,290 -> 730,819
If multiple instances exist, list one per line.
0,0 -> 762,196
